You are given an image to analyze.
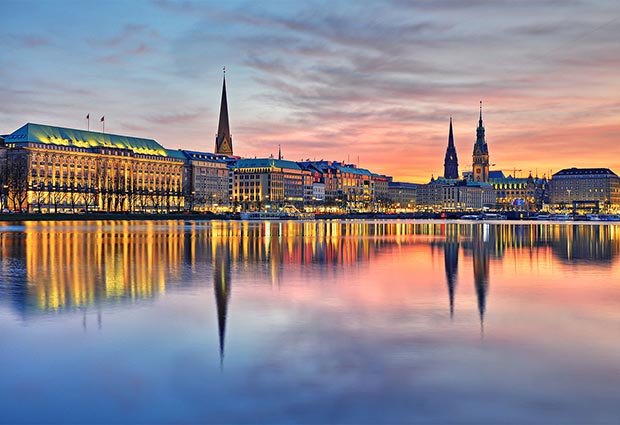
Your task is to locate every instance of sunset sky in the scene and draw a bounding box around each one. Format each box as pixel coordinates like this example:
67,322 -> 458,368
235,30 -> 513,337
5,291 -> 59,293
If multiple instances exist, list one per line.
2,0 -> 619,182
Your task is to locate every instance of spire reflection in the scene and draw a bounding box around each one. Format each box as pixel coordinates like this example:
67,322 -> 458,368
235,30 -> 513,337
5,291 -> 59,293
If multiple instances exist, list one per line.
213,238 -> 231,368
472,225 -> 490,337
444,224 -> 459,319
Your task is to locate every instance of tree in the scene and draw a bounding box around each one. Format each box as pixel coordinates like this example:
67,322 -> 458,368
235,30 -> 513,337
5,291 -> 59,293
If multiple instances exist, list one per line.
6,154 -> 29,212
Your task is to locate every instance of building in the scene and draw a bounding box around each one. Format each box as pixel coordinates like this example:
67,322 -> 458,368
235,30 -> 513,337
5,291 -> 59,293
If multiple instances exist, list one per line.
444,117 -> 459,179
489,171 -> 536,211
388,182 -> 417,211
472,101 -> 490,183
372,173 -> 392,210
0,123 -> 184,213
299,160 -> 375,211
417,178 -> 496,211
214,72 -> 233,156
550,167 -> 620,212
181,150 -> 231,212
231,158 -> 312,211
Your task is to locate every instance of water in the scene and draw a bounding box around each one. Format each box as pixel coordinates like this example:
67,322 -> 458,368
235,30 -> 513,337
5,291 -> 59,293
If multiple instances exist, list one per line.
0,220 -> 619,424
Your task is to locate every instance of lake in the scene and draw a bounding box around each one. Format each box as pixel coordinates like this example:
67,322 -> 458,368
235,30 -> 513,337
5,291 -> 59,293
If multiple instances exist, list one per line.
0,220 -> 619,424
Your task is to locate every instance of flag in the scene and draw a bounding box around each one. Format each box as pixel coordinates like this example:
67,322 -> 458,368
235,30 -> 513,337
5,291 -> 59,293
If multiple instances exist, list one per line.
86,113 -> 90,120
100,116 -> 104,122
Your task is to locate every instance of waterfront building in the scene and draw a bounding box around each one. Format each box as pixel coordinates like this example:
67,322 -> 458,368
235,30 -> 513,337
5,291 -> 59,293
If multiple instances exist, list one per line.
299,160 -> 376,211
550,167 -> 620,212
181,150 -> 231,212
0,123 -> 184,213
417,177 -> 496,211
372,173 -> 392,210
388,181 -> 417,211
312,182 -> 325,202
443,117 -> 459,179
214,73 -> 233,156
472,102 -> 490,183
231,158 -> 312,211
489,171 -> 536,211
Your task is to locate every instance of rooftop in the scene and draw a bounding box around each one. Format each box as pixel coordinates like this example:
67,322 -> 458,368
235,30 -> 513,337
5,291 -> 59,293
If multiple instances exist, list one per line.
4,123 -> 169,157
235,158 -> 301,170
553,167 -> 618,177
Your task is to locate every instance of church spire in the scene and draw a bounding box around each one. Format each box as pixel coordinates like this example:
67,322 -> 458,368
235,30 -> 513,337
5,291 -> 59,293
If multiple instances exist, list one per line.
215,67 -> 233,155
472,101 -> 490,182
443,116 -> 459,179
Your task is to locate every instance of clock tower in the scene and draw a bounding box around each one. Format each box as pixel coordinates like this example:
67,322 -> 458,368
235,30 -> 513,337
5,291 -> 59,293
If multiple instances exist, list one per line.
472,101 -> 489,183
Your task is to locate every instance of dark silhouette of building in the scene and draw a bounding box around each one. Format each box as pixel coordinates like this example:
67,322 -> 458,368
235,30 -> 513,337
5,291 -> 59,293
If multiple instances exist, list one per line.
443,117 -> 459,179
444,230 -> 459,319
213,242 -> 231,368
472,234 -> 489,336
215,70 -> 233,155
472,101 -> 490,183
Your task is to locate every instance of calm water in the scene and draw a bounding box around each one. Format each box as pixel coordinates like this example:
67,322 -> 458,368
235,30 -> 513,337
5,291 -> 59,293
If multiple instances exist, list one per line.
1,220 -> 619,424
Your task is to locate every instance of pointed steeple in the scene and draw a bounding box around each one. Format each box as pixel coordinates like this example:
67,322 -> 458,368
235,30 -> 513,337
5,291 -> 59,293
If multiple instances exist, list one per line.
215,67 -> 233,155
473,237 -> 489,339
443,116 -> 459,179
214,243 -> 231,369
472,101 -> 490,182
444,229 -> 459,319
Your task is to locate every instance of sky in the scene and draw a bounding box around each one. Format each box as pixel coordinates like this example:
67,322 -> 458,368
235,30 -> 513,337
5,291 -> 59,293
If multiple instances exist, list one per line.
1,0 -> 619,182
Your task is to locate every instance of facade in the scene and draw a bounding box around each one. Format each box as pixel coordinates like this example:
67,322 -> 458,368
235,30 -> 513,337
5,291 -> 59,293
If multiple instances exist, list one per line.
372,173 -> 392,210
417,178 -> 496,211
489,171 -> 537,211
300,161 -> 375,211
472,102 -> 490,183
388,182 -> 417,211
231,158 -> 312,211
312,182 -> 325,202
550,168 -> 620,211
181,150 -> 231,211
443,117 -> 459,179
0,123 -> 184,213
214,74 -> 233,156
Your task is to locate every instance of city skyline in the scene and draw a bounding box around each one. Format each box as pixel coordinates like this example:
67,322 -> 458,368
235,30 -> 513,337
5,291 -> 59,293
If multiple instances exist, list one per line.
2,1 -> 620,182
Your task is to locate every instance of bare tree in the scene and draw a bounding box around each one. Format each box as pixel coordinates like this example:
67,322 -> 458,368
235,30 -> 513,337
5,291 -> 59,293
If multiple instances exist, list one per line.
6,155 -> 29,212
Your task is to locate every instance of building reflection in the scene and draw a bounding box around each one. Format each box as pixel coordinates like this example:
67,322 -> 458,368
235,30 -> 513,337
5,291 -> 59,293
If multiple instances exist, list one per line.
213,237 -> 231,367
443,224 -> 459,319
1,221 -> 620,334
471,225 -> 490,336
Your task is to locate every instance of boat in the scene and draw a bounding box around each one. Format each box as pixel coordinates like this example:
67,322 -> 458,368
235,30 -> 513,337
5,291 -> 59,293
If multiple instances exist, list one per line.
240,205 -> 315,220
550,214 -> 573,221
460,214 -> 482,220
481,213 -> 507,220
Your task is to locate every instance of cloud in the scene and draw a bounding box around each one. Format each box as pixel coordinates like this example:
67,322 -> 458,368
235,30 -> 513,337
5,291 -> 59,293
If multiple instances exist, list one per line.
143,111 -> 207,126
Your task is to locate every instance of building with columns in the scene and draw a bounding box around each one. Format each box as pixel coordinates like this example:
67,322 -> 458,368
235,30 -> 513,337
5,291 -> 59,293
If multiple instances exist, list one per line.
0,123 -> 184,213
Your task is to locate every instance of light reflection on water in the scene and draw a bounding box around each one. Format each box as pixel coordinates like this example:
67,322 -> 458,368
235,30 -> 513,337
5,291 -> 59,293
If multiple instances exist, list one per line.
0,220 -> 619,424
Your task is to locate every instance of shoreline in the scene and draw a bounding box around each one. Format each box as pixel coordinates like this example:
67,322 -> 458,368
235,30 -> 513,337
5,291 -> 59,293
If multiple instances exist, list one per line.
0,211 -> 609,223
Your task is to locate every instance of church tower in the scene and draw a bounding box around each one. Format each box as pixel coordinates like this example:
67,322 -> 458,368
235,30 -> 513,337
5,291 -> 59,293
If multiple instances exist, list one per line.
443,116 -> 459,179
215,69 -> 233,155
472,101 -> 489,182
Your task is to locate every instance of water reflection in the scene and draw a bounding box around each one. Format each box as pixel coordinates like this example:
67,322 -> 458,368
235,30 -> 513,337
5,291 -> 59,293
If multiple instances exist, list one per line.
214,237 -> 231,367
443,226 -> 459,319
1,221 -> 620,318
1,220 -> 620,423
